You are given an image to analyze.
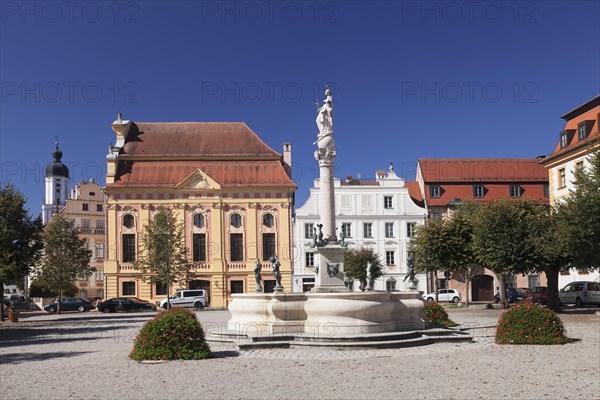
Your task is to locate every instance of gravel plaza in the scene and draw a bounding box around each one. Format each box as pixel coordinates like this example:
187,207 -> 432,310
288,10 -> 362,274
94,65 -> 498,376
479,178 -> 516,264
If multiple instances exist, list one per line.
1,306 -> 599,400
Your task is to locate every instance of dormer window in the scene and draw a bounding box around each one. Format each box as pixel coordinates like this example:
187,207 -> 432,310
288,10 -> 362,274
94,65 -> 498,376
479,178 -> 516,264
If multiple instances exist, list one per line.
510,184 -> 522,198
578,122 -> 588,140
473,185 -> 484,198
430,185 -> 441,198
560,132 -> 568,148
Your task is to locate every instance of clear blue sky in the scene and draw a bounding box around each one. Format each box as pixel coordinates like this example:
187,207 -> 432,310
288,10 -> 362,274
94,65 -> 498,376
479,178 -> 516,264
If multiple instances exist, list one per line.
1,1 -> 599,215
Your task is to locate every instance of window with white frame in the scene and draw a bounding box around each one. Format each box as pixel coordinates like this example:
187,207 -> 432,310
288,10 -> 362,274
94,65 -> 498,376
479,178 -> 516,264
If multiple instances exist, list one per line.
407,222 -> 416,238
95,243 -> 104,259
363,223 -> 373,238
305,252 -> 314,267
81,219 -> 90,228
384,196 -> 393,209
386,280 -> 396,291
510,184 -> 522,198
362,195 -> 373,208
304,224 -> 315,239
95,270 -> 105,281
386,251 -> 395,266
96,219 -> 104,229
385,222 -> 394,238
473,185 -> 484,198
430,185 -> 441,198
342,223 -> 352,238
341,195 -> 351,209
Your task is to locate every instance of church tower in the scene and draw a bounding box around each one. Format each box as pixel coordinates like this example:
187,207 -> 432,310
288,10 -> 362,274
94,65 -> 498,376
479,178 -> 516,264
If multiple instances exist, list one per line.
42,142 -> 70,224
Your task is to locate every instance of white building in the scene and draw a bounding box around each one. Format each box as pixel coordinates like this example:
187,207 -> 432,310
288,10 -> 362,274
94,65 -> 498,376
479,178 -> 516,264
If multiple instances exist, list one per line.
293,164 -> 428,292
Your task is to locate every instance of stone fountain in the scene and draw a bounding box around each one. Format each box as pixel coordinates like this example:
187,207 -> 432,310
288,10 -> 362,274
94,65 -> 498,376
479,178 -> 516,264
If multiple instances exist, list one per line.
222,88 -> 428,343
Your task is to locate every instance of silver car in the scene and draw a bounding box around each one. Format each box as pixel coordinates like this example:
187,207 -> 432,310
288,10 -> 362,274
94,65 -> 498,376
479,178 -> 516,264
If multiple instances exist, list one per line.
559,281 -> 600,307
159,290 -> 207,310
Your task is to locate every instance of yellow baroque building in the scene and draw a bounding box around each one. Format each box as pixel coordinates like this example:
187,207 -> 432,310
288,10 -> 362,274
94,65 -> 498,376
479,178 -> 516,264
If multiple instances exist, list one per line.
104,116 -> 296,308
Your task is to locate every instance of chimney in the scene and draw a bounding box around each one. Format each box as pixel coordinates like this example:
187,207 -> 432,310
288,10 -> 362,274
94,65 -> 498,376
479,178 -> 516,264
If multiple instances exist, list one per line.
283,142 -> 292,178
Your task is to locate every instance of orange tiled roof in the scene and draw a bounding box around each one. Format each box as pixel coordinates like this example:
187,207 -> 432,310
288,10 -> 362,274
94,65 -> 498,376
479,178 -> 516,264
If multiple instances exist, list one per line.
405,181 -> 425,208
542,95 -> 600,164
423,183 -> 549,206
110,160 -> 295,188
120,122 -> 281,159
418,158 -> 548,183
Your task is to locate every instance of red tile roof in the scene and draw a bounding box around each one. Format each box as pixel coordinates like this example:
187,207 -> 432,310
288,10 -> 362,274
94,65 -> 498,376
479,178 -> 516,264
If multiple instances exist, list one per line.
120,122 -> 281,159
418,158 -> 548,183
108,121 -> 295,189
405,181 -> 424,208
424,183 -> 549,206
111,160 -> 295,188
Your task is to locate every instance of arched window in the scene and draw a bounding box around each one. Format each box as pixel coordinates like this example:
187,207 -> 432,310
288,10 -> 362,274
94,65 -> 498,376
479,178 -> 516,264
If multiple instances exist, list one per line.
262,213 -> 274,228
230,213 -> 242,228
193,213 -> 205,228
123,214 -> 134,229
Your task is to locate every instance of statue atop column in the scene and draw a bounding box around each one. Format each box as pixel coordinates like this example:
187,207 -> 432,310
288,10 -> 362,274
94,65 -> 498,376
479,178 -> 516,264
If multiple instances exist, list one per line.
314,88 -> 334,148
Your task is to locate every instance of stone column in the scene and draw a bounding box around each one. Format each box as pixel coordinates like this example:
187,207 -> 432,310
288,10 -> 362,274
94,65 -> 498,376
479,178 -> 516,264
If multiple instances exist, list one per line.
315,148 -> 337,242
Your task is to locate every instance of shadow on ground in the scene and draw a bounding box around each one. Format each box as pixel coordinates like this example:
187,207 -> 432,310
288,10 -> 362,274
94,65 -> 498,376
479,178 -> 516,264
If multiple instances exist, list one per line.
0,351 -> 94,364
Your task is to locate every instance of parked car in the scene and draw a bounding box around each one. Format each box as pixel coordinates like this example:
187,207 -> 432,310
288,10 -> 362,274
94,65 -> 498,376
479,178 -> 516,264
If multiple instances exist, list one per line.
494,287 -> 518,303
98,297 -> 156,313
421,289 -> 461,303
528,286 -> 548,304
159,290 -> 207,310
44,298 -> 92,313
515,288 -> 530,300
559,281 -> 600,307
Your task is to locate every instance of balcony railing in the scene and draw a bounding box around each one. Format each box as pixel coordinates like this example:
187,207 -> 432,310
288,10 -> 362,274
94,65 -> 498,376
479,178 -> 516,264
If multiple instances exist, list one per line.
79,228 -> 105,235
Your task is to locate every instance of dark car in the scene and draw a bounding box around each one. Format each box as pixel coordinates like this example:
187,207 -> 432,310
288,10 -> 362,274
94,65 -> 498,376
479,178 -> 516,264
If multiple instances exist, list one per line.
44,298 -> 92,313
98,297 -> 156,313
494,288 -> 518,303
515,288 -> 530,300
528,286 -> 548,304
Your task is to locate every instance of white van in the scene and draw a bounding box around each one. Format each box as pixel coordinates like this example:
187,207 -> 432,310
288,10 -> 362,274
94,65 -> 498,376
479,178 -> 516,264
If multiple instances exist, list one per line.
559,281 -> 600,307
159,290 -> 207,310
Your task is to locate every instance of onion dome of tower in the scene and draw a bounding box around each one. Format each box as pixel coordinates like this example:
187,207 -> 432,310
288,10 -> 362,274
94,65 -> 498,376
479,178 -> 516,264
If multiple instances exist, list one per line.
45,142 -> 69,178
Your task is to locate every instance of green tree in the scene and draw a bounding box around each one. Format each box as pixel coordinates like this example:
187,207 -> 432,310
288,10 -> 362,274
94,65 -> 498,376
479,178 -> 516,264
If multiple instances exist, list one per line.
135,208 -> 190,307
0,184 -> 43,321
39,214 -> 92,314
409,218 -> 446,301
471,199 -> 547,308
343,247 -> 384,291
533,209 -> 572,312
409,213 -> 477,304
557,145 -> 600,269
29,278 -> 78,298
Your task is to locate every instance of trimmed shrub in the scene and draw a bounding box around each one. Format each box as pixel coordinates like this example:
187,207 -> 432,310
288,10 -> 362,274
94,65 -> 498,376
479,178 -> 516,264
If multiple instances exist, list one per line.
423,301 -> 456,327
130,308 -> 212,360
496,302 -> 568,345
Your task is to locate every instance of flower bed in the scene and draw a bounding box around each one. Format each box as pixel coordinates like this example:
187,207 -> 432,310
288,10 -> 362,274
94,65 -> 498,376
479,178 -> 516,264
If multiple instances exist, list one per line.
496,302 -> 568,345
423,301 -> 456,327
130,308 -> 213,360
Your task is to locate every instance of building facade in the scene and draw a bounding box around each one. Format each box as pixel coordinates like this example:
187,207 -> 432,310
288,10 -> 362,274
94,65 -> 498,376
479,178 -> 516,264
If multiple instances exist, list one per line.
293,165 -> 428,292
416,158 -> 550,301
541,94 -> 600,286
58,181 -> 106,299
104,117 -> 296,308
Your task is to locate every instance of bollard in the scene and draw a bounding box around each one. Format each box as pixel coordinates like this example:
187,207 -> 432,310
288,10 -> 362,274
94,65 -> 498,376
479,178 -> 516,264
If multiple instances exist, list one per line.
8,310 -> 19,322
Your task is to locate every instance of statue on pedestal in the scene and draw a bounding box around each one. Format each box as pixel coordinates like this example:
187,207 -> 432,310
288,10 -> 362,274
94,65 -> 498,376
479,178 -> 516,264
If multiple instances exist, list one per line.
337,226 -> 348,248
403,253 -> 417,290
254,262 -> 263,293
311,223 -> 325,248
270,256 -> 283,291
314,88 -> 334,147
366,261 -> 374,291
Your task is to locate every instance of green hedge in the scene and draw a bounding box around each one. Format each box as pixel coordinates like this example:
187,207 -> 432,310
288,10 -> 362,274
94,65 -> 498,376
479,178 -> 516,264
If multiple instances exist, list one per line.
130,308 -> 213,360
496,302 -> 568,345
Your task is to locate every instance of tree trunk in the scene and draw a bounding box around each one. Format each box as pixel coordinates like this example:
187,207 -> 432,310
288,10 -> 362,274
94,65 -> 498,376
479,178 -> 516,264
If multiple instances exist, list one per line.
57,286 -> 62,315
434,271 -> 439,302
545,266 -> 561,312
0,280 -> 5,321
498,275 -> 508,309
465,276 -> 471,307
